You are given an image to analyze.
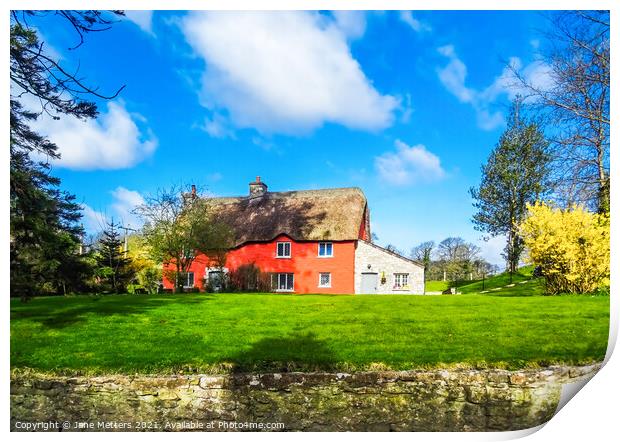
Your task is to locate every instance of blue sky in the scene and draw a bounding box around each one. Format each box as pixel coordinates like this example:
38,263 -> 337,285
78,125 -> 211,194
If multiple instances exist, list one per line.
22,10 -> 555,266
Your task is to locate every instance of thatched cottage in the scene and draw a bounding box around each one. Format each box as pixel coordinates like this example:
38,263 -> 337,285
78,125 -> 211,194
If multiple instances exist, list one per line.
163,177 -> 425,294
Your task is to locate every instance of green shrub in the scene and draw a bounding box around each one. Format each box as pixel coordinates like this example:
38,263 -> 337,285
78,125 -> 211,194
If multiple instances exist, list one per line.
137,267 -> 162,294
228,263 -> 271,292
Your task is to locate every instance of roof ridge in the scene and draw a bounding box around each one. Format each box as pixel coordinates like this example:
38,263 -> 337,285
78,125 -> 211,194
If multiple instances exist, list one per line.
360,240 -> 425,268
204,186 -> 365,201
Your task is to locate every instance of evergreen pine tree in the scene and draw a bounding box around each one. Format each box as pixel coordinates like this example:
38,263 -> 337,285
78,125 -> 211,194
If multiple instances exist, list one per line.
10,99 -> 88,299
10,11 -> 124,300
470,97 -> 551,280
95,220 -> 133,294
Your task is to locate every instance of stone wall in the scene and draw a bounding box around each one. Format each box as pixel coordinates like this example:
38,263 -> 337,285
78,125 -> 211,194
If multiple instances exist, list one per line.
355,241 -> 425,294
10,364 -> 599,432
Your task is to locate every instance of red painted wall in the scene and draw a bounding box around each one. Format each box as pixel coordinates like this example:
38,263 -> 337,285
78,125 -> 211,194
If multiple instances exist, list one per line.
163,234 -> 356,294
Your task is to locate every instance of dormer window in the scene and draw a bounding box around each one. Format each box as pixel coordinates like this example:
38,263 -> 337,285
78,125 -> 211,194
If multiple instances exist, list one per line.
276,241 -> 291,258
318,242 -> 333,257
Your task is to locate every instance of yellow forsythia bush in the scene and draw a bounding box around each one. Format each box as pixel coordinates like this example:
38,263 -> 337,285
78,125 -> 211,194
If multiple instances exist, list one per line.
519,202 -> 610,295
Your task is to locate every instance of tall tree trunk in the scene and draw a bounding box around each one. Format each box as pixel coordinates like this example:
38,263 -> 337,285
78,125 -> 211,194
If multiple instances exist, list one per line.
506,230 -> 514,283
175,261 -> 183,294
597,143 -> 609,213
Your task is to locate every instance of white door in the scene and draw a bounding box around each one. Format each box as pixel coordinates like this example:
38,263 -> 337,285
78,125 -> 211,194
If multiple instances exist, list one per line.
360,273 -> 378,294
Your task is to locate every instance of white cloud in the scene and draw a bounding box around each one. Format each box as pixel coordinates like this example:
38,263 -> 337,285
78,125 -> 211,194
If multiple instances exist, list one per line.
399,11 -> 431,33
110,187 -> 145,228
480,58 -> 555,104
81,187 -> 146,234
27,100 -> 158,170
33,27 -> 63,61
521,61 -> 555,92
375,140 -> 446,186
125,10 -> 155,36
180,11 -> 398,135
437,45 -> 455,57
206,172 -> 223,182
251,136 -> 276,151
436,46 -> 554,130
81,204 -> 107,233
475,109 -> 505,132
437,45 -> 475,103
478,59 -> 520,104
399,93 -> 414,123
201,113 -> 236,139
477,235 -> 507,269
332,10 -> 367,39
436,45 -> 475,103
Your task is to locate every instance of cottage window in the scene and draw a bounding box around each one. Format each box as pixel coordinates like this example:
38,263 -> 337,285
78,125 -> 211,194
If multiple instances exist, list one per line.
271,273 -> 294,291
207,271 -> 224,291
319,272 -> 331,288
394,273 -> 409,289
318,242 -> 333,257
178,272 -> 194,288
276,241 -> 291,258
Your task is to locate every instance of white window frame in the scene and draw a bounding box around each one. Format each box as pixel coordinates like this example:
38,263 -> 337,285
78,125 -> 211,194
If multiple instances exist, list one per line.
394,273 -> 409,289
276,241 -> 291,258
272,273 -> 294,292
207,270 -> 225,289
318,272 -> 332,288
318,242 -> 333,258
178,271 -> 195,288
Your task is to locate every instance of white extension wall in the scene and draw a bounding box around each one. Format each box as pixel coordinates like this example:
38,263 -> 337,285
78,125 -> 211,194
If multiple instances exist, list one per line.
354,241 -> 425,294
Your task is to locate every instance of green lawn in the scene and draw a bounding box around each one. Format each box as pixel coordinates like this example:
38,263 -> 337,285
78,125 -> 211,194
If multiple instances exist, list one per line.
11,292 -> 609,375
424,280 -> 451,292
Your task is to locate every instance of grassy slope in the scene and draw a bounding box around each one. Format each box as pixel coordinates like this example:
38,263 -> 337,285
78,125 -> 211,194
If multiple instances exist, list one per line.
11,292 -> 609,374
459,266 -> 536,294
425,266 -> 539,294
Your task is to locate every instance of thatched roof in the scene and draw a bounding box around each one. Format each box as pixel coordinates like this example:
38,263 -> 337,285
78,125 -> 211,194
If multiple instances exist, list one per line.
205,187 -> 368,247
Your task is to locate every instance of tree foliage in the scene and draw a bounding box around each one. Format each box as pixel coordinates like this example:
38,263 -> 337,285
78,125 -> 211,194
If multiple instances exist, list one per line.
519,202 -> 609,295
227,263 -> 272,292
10,11 -> 125,120
10,99 -> 89,299
470,98 -> 550,277
511,11 -> 609,213
385,244 -> 404,256
10,11 -> 124,300
425,237 -> 486,282
94,219 -> 133,294
125,234 -> 162,294
134,185 -> 234,293
410,241 -> 434,273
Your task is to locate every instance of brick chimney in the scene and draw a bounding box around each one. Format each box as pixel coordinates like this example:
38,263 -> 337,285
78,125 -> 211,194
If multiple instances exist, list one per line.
191,184 -> 196,198
249,176 -> 267,197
